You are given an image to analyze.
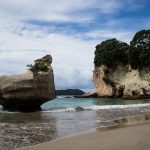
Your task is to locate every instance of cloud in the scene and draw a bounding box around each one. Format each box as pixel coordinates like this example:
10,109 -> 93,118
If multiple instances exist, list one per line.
0,19 -> 133,89
82,29 -> 134,43
0,0 -> 131,23
0,19 -> 96,89
0,0 -> 149,90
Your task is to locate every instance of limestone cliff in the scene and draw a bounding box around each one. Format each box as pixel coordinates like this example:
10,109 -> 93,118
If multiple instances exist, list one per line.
82,65 -> 150,99
0,55 -> 56,111
80,30 -> 150,99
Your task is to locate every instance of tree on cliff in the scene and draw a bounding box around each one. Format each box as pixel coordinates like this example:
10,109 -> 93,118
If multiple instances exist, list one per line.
94,38 -> 129,68
129,30 -> 150,69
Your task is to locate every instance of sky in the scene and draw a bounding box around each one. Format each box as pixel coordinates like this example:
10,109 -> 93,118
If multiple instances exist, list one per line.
0,0 -> 150,91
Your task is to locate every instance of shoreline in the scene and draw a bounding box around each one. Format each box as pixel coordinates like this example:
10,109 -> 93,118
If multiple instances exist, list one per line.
1,99 -> 150,150
19,113 -> 150,150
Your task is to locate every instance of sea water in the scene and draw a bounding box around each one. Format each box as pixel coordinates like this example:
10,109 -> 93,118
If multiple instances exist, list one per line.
0,97 -> 150,150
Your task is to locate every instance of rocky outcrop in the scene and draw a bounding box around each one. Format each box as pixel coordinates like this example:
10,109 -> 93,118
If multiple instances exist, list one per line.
92,65 -> 114,97
0,55 -> 56,111
80,30 -> 150,99
80,65 -> 150,99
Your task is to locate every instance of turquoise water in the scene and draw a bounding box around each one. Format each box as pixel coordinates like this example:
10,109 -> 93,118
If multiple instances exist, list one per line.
42,97 -> 150,112
0,97 -> 150,150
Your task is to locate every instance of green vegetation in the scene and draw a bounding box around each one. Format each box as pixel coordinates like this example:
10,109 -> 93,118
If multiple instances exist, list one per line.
56,89 -> 85,96
94,38 -> 129,68
35,62 -> 48,71
27,64 -> 34,71
27,62 -> 49,72
94,30 -> 150,70
129,30 -> 150,69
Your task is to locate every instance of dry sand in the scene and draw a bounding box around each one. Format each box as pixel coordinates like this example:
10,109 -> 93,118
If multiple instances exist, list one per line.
20,122 -> 150,150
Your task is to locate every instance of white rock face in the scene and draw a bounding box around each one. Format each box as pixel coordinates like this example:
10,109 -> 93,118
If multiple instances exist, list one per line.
0,55 -> 56,111
82,65 -> 150,98
105,65 -> 150,98
121,68 -> 150,97
92,65 -> 113,97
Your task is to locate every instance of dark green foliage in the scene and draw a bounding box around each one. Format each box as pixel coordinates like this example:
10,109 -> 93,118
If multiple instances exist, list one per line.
56,89 -> 85,96
94,30 -> 150,70
129,30 -> 150,69
27,64 -> 34,71
94,38 -> 129,68
27,62 -> 48,72
35,62 -> 48,71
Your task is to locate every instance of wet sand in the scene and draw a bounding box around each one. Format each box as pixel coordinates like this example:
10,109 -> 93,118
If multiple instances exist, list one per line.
20,114 -> 150,150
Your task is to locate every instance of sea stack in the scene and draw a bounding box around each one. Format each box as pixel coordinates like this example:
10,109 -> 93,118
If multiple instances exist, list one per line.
0,55 -> 56,112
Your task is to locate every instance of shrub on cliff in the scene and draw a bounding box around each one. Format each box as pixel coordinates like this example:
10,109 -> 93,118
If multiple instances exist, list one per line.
129,30 -> 150,69
27,62 -> 48,72
94,38 -> 129,68
27,64 -> 34,71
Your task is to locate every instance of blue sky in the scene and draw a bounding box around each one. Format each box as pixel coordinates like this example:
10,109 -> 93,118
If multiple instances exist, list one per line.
0,0 -> 150,90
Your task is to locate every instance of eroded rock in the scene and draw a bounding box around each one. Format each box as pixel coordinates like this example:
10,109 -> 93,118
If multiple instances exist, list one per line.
0,55 -> 56,112
79,65 -> 150,99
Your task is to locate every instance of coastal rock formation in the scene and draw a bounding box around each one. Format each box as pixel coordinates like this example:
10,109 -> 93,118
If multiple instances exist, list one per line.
92,65 -> 125,97
88,65 -> 150,99
79,64 -> 150,99
79,30 -> 150,99
0,55 -> 56,111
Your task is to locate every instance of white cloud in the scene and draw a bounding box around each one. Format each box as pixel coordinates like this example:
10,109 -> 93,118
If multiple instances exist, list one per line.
84,30 -> 134,44
0,0 -> 147,90
0,0 -> 125,23
0,18 -> 96,89
0,17 -> 134,89
0,2 -> 135,89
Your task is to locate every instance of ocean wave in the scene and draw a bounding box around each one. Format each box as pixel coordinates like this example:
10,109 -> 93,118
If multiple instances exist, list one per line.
43,103 -> 150,113
83,103 -> 150,110
43,107 -> 76,113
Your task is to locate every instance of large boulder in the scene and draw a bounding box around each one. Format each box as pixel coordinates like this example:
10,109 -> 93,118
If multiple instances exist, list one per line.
0,55 -> 56,112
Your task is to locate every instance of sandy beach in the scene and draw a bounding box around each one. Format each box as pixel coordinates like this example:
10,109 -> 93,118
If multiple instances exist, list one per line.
20,115 -> 150,150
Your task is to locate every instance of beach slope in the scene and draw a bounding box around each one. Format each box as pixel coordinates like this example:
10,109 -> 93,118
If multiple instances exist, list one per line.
20,123 -> 150,150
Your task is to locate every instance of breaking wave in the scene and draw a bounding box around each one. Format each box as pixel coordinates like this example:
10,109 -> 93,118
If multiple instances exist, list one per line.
43,103 -> 150,113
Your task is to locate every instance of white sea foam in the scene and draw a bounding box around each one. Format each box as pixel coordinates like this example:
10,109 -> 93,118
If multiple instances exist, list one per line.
57,96 -> 65,99
43,103 -> 150,113
83,103 -> 150,110
44,107 -> 76,113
